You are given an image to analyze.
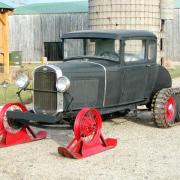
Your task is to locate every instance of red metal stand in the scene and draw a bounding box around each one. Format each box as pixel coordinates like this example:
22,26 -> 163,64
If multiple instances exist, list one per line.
0,102 -> 47,147
58,107 -> 117,158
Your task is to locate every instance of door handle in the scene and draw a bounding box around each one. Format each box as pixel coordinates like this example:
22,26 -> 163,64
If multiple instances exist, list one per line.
146,64 -> 151,67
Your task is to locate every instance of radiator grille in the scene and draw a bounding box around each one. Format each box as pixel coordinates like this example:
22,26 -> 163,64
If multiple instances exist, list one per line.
34,70 -> 57,114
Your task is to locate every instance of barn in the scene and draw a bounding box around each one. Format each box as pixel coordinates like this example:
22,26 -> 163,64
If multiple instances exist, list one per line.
164,2 -> 180,62
9,1 -> 180,63
0,2 -> 13,81
9,1 -> 88,63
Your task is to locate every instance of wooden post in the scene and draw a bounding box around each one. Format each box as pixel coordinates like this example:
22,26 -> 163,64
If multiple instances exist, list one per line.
3,11 -> 9,74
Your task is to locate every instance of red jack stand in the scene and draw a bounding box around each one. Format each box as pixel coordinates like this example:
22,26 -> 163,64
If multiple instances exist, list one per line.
0,102 -> 47,147
58,107 -> 117,158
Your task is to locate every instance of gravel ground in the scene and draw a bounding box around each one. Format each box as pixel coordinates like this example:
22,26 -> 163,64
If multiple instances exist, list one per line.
0,78 -> 180,180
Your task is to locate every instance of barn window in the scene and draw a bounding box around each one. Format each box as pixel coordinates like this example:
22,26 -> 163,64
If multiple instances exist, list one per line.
44,42 -> 63,61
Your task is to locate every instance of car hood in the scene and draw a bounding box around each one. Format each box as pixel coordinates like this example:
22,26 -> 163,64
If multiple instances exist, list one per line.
50,60 -> 105,74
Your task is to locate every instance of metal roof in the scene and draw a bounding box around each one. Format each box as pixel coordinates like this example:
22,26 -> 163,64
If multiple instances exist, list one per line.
0,2 -> 13,9
14,1 -> 88,15
176,0 -> 180,8
13,0 -> 180,15
62,30 -> 157,40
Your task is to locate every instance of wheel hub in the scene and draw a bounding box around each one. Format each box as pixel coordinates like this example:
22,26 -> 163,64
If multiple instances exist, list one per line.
74,108 -> 102,144
168,104 -> 174,113
165,96 -> 176,122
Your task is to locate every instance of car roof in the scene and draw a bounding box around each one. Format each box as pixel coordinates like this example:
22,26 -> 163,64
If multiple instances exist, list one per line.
62,30 -> 157,40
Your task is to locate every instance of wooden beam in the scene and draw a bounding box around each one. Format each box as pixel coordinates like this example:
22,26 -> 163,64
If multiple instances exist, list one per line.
0,15 -> 6,25
2,12 -> 9,74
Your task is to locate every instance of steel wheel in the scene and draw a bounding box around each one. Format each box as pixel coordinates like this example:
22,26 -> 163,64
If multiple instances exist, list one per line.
74,108 -> 102,143
152,88 -> 177,128
0,102 -> 27,134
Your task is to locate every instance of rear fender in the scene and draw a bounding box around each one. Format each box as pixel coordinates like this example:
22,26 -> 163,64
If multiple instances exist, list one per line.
153,65 -> 172,94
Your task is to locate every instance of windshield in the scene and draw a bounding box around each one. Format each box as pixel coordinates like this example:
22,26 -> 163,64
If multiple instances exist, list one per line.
64,38 -> 120,62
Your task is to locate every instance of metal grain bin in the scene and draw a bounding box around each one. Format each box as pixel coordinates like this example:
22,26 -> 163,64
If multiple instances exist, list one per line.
88,0 -> 175,63
89,0 -> 160,31
9,51 -> 22,65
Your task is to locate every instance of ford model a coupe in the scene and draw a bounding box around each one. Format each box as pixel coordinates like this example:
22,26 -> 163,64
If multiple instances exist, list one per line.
6,30 -> 180,128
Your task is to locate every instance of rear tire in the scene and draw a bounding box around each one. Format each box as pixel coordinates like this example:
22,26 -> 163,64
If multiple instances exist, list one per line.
152,88 -> 177,128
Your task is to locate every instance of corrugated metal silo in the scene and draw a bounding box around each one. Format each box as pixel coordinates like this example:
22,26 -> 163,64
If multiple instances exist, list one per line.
89,0 -> 175,62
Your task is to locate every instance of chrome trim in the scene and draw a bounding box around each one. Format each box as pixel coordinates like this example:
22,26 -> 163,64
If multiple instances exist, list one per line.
47,65 -> 62,78
32,64 -> 63,115
32,65 -> 44,114
85,61 -> 107,107
47,65 -> 63,113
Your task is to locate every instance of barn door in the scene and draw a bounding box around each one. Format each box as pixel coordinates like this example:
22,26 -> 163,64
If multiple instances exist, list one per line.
44,42 -> 63,61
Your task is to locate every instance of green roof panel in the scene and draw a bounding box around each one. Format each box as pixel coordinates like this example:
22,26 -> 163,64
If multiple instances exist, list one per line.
0,2 -> 13,9
176,0 -> 180,8
14,1 -> 88,15
13,0 -> 180,15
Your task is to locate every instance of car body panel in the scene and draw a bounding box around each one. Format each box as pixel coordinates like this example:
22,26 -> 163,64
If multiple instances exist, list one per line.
62,30 -> 157,40
29,30 -> 172,122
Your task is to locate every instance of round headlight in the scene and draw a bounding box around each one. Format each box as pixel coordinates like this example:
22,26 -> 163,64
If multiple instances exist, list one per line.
56,76 -> 70,92
15,74 -> 29,89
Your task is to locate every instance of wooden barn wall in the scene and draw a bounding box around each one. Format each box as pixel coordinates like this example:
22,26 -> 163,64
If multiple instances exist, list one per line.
9,10 -> 180,63
164,9 -> 180,61
9,13 -> 88,63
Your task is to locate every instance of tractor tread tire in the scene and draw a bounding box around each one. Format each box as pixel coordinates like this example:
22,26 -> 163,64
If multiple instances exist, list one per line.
152,87 -> 180,128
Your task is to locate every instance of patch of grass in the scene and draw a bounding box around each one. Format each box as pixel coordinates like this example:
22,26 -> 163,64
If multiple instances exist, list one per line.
0,84 -> 32,106
0,63 -> 41,105
168,66 -> 180,79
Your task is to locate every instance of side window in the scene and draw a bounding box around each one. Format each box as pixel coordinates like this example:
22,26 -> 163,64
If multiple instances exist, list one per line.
124,40 -> 145,63
148,41 -> 156,61
95,39 -> 120,62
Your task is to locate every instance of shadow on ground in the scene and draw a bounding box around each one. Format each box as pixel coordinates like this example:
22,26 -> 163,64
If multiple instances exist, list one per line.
126,110 -> 156,128
32,109 -> 156,148
103,110 -> 156,128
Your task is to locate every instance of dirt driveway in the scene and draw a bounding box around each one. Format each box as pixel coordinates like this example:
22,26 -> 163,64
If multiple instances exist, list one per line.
0,78 -> 180,180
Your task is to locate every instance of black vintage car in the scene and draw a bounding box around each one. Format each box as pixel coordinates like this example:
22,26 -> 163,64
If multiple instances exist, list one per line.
10,30 -> 180,128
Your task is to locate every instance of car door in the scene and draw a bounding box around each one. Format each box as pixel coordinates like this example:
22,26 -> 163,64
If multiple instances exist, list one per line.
120,38 -> 148,104
101,40 -> 124,108
144,39 -> 158,98
105,63 -> 123,107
